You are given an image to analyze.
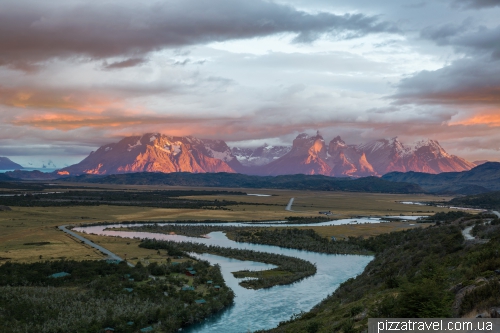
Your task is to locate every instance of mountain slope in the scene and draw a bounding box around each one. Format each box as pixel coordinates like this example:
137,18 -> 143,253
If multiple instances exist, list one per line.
382,162 -> 500,193
327,136 -> 377,177
60,133 -> 241,175
0,157 -> 23,170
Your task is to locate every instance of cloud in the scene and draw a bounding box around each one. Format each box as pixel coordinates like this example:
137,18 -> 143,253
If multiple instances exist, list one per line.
397,21 -> 500,108
421,22 -> 500,59
0,0 -> 398,70
103,58 -> 147,70
453,0 -> 500,9
393,57 -> 500,106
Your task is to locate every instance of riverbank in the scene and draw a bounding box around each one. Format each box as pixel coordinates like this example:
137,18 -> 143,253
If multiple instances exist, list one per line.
260,211 -> 500,333
73,223 -> 372,332
140,239 -> 317,290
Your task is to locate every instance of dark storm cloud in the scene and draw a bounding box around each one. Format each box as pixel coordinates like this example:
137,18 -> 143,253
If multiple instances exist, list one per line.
453,0 -> 500,8
393,57 -> 500,105
422,23 -> 500,59
397,21 -> 500,106
0,0 -> 398,70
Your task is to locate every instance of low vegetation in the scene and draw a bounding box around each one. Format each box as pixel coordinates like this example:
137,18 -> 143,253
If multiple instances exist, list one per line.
420,211 -> 474,223
284,216 -> 337,224
230,228 -> 372,255
116,224 -> 372,255
0,190 -> 248,209
472,217 -> 500,239
0,257 -> 233,333
67,172 -> 424,193
140,239 -> 317,289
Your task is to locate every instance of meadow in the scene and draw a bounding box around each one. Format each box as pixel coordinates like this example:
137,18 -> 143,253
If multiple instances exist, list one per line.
0,182 -> 458,263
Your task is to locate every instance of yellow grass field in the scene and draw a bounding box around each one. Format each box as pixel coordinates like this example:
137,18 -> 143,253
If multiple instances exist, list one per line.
0,186 -> 462,262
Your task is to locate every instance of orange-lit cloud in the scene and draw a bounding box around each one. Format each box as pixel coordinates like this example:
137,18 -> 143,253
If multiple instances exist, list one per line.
452,112 -> 500,126
0,87 -> 123,113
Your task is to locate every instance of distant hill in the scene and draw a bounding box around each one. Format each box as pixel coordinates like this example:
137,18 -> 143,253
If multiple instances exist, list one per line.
0,173 -> 14,181
382,162 -> 500,194
66,172 -> 424,193
5,170 -> 60,180
0,157 -> 23,170
448,191 -> 500,209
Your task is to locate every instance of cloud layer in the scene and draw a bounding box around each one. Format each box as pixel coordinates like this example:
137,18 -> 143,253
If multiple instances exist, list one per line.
0,0 -> 397,70
0,0 -> 499,166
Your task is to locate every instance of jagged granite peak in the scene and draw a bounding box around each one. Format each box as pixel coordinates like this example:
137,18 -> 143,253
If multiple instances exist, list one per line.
330,136 -> 347,147
256,133 -> 474,177
327,136 -> 377,177
357,137 -> 474,174
258,133 -> 331,176
60,133 -> 241,175
0,157 -> 23,170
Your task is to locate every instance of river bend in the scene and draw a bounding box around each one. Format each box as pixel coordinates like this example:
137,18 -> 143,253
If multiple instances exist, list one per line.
74,222 -> 373,333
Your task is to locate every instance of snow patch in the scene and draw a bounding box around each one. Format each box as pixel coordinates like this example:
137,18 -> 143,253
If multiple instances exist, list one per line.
205,145 -> 234,162
172,144 -> 182,155
127,139 -> 142,151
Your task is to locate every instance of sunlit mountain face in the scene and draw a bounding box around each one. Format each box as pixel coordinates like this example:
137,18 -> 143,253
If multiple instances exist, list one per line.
0,0 -> 499,167
52,132 -> 475,177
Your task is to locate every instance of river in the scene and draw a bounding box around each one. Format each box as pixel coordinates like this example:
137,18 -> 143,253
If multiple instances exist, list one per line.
74,222 -> 374,333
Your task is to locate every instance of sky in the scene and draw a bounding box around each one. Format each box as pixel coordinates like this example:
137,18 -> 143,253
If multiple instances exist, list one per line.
0,0 -> 499,168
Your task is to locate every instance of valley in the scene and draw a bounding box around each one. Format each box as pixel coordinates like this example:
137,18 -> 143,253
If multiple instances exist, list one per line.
1,179 -> 499,332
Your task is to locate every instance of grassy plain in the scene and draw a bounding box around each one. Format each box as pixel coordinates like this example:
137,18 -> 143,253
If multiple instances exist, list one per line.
0,182 -> 461,262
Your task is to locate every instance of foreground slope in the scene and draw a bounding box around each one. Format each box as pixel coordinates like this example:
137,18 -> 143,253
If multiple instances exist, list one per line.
262,213 -> 500,333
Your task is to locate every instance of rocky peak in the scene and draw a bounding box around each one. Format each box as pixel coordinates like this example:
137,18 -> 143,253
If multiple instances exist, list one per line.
328,136 -> 349,155
290,133 -> 326,158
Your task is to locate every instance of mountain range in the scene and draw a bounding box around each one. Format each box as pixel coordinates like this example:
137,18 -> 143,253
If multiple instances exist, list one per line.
257,133 -> 476,177
4,132 -> 479,179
